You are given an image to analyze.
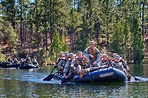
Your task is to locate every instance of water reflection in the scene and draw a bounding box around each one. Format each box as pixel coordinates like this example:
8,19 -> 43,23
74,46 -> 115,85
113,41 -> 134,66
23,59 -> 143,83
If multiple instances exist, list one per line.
0,64 -> 148,97
2,80 -> 147,98
129,64 -> 148,78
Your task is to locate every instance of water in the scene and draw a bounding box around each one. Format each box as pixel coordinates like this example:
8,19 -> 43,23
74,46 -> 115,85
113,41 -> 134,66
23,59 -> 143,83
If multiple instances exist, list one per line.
0,64 -> 148,98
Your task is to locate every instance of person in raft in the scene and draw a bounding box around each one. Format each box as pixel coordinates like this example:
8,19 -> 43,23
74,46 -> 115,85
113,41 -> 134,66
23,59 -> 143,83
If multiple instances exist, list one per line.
68,51 -> 90,78
56,52 -> 67,74
63,53 -> 75,78
112,53 -> 131,81
99,54 -> 113,67
83,41 -> 101,67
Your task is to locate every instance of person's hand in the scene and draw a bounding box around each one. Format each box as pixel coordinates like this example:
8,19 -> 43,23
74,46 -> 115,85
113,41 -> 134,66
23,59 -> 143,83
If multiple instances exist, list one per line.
90,54 -> 94,59
54,65 -> 57,68
63,74 -> 66,78
61,67 -> 64,70
126,69 -> 130,72
73,67 -> 76,70
93,61 -> 96,65
70,64 -> 74,67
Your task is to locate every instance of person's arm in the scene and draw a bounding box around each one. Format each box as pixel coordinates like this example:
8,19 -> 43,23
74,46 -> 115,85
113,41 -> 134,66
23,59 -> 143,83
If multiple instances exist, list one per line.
63,60 -> 70,74
70,59 -> 75,68
95,47 -> 101,63
57,60 -> 63,70
83,48 -> 90,59
121,59 -> 129,71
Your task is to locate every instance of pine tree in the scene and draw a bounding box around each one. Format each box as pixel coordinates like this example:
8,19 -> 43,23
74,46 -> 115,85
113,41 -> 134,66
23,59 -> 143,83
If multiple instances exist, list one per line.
0,17 -> 18,54
61,33 -> 69,52
49,30 -> 61,62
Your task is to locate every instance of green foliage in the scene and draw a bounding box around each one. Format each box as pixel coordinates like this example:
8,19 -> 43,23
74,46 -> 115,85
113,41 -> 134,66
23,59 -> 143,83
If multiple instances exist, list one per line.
0,17 -> 18,48
130,18 -> 144,64
61,33 -> 69,52
49,30 -> 69,62
49,30 -> 61,62
0,0 -> 146,64
110,21 -> 131,55
33,49 -> 47,64
1,0 -> 18,28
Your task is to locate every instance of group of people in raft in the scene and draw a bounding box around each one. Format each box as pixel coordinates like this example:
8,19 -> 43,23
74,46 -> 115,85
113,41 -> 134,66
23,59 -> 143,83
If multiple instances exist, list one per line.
1,55 -> 39,67
54,41 -> 131,81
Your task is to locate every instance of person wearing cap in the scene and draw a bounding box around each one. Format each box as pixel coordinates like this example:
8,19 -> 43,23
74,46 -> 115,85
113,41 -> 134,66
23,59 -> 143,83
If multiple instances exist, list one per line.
112,54 -> 131,81
20,58 -> 25,66
63,53 -> 75,78
99,54 -> 113,67
64,52 -> 69,60
54,52 -> 64,67
112,53 -> 130,72
64,52 -> 70,65
32,57 -> 39,67
68,51 -> 90,78
56,52 -> 67,72
25,55 -> 32,64
83,41 -> 101,67
6,54 -> 13,64
13,58 -> 19,64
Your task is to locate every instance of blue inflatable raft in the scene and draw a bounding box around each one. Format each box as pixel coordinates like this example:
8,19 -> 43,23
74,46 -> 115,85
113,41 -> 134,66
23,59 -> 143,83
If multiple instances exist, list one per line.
54,67 -> 126,83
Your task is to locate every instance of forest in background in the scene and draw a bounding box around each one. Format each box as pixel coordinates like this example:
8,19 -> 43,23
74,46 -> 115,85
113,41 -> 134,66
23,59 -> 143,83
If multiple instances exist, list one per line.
0,0 -> 148,64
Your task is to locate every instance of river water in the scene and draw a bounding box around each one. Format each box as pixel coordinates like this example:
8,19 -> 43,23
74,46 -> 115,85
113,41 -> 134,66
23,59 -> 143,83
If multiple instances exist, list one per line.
0,64 -> 148,98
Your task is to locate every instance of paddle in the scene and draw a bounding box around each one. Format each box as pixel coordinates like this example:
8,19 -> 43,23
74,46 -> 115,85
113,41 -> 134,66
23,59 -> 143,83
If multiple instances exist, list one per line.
128,70 -> 140,81
60,73 -> 75,84
43,67 -> 56,81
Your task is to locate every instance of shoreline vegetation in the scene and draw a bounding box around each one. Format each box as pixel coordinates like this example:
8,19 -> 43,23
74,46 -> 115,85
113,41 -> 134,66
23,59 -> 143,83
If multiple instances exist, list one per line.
0,0 -> 147,65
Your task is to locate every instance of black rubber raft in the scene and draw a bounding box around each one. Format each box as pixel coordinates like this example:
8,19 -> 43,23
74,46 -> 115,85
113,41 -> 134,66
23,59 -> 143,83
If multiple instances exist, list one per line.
0,62 -> 39,69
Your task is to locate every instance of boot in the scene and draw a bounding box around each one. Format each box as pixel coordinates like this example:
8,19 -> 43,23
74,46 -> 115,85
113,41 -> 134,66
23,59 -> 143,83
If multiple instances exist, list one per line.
80,69 -> 85,78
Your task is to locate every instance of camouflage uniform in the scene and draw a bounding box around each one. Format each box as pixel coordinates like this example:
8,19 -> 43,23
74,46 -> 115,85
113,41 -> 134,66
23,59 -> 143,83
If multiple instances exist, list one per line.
100,54 -> 113,67
63,53 -> 75,77
112,54 -> 131,81
83,41 -> 101,67
57,52 -> 67,72
32,58 -> 39,66
69,51 -> 89,78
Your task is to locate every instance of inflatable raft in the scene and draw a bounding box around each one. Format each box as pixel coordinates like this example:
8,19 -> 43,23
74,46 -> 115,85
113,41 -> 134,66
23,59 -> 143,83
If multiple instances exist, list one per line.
54,67 -> 127,83
0,61 -> 39,69
19,64 -> 39,69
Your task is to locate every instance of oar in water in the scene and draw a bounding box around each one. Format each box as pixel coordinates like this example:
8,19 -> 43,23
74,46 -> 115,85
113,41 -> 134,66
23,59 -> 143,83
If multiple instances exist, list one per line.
43,67 -> 56,81
60,74 -> 75,84
128,70 -> 140,81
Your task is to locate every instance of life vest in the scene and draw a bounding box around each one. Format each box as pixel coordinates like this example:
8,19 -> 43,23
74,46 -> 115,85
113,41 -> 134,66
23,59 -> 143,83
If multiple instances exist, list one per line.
88,48 -> 98,60
61,59 -> 67,67
74,57 -> 88,68
65,59 -> 73,67
113,62 -> 124,71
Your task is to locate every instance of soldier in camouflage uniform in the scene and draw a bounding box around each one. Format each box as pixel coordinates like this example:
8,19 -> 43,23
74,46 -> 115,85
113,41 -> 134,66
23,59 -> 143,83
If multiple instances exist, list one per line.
83,41 -> 101,67
69,51 -> 89,78
56,52 -> 67,72
112,54 -> 131,81
99,54 -> 113,67
63,53 -> 75,78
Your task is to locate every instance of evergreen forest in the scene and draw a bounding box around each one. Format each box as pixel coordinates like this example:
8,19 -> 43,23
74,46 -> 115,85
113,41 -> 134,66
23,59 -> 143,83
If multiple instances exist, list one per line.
0,0 -> 148,64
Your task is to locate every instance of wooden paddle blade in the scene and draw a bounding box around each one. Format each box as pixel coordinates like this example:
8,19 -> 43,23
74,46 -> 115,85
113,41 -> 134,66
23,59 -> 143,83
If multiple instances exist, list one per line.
43,74 -> 54,81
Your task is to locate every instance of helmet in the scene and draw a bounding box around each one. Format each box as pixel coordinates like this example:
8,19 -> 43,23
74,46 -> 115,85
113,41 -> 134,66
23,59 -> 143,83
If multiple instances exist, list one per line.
89,41 -> 95,45
69,53 -> 74,57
